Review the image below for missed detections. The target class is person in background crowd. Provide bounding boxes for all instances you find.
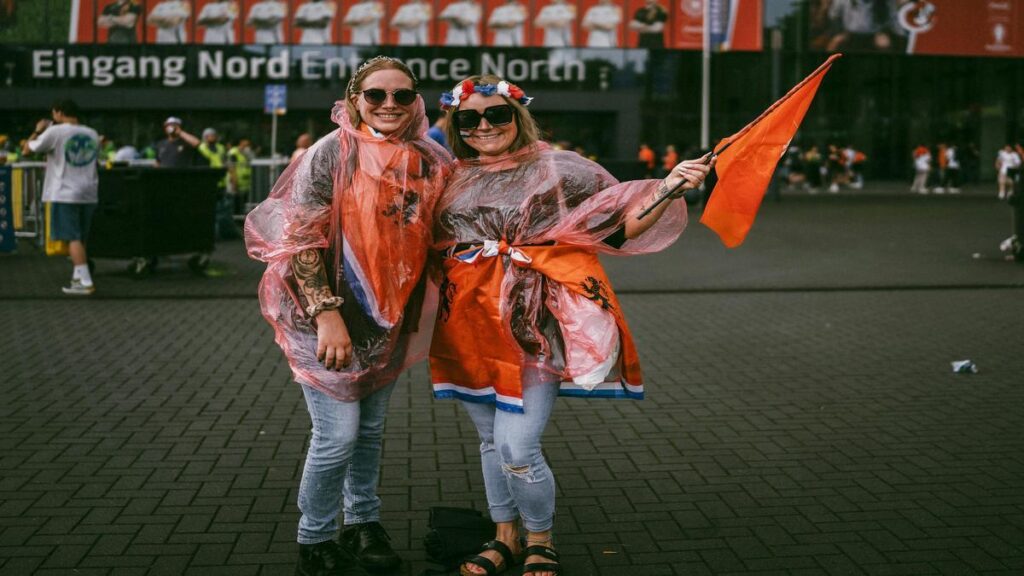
[638,142,655,177]
[826,143,844,193]
[629,0,667,49]
[939,143,960,194]
[147,0,191,44]
[996,144,1022,201]
[291,133,314,163]
[22,100,100,295]
[390,0,432,46]
[0,134,19,164]
[228,137,254,212]
[487,0,527,47]
[245,55,451,576]
[934,142,948,192]
[294,0,336,44]
[155,116,200,167]
[98,0,142,44]
[426,115,449,151]
[99,135,118,163]
[246,0,288,44]
[803,145,823,192]
[659,143,678,178]
[114,141,140,163]
[846,145,866,190]
[198,127,239,240]
[582,0,622,48]
[911,144,931,195]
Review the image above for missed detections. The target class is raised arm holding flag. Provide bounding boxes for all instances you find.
[639,54,842,248]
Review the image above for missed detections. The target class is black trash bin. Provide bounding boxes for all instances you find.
[88,167,224,275]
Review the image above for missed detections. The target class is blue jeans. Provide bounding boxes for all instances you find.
[297,382,396,544]
[461,382,559,533]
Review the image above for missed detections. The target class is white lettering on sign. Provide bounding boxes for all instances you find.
[28,49,585,88]
[31,49,186,87]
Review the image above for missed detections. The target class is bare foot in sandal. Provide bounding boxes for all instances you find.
[461,521,522,576]
[523,530,560,576]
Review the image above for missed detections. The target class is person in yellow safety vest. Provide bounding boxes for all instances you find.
[227,137,253,212]
[198,127,228,176]
[0,134,19,164]
[198,127,240,240]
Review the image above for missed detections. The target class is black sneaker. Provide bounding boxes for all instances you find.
[339,521,401,572]
[296,541,370,576]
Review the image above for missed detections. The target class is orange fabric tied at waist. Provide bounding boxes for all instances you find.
[430,241,643,411]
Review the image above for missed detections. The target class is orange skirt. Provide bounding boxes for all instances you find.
[429,242,643,413]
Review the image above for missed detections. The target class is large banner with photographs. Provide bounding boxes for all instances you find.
[809,0,1022,57]
[68,0,762,50]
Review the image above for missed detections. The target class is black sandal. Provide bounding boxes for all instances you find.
[460,539,520,576]
[521,543,561,575]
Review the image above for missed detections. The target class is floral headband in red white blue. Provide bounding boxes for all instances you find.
[440,79,533,110]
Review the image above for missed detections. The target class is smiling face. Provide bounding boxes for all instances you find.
[457,93,518,158]
[351,69,416,136]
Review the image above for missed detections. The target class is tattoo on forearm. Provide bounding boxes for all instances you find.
[292,249,335,307]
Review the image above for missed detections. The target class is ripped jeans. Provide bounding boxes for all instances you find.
[461,381,559,532]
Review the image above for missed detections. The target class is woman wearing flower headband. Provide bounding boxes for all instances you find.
[431,75,713,576]
[245,56,451,576]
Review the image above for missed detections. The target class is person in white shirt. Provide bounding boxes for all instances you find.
[487,0,527,47]
[581,0,620,47]
[389,0,431,46]
[534,0,575,47]
[440,0,482,46]
[942,144,961,194]
[246,0,288,44]
[22,100,100,296]
[343,0,384,45]
[147,0,191,44]
[911,146,931,194]
[996,144,1022,200]
[197,0,238,44]
[294,0,336,45]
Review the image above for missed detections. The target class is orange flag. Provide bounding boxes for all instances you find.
[701,54,842,248]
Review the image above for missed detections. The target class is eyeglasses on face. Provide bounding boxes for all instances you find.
[453,104,515,130]
[357,88,418,106]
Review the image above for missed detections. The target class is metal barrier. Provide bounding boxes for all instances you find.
[11,162,46,247]
[240,157,290,218]
[11,158,290,240]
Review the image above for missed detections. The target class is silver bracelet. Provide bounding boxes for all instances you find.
[306,296,344,318]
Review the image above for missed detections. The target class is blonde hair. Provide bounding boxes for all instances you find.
[344,56,418,126]
[444,75,539,160]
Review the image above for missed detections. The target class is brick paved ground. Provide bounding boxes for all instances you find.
[2,196,1023,575]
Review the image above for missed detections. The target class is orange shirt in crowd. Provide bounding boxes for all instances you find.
[662,147,678,172]
[638,145,655,171]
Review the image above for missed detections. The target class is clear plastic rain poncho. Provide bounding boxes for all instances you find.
[429,142,687,412]
[245,99,451,401]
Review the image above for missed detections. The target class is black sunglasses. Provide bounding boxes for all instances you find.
[358,88,418,106]
[454,105,515,130]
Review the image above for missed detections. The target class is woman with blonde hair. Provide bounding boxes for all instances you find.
[245,56,451,576]
[431,74,712,576]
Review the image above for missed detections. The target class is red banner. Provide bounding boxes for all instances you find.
[810,0,1023,58]
[669,0,762,51]
[903,0,1021,57]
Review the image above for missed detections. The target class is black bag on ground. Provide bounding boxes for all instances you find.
[422,506,496,571]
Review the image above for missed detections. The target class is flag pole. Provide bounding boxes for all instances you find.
[637,54,842,221]
[700,0,711,151]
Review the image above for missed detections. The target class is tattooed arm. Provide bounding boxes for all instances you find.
[292,249,353,371]
[624,153,714,239]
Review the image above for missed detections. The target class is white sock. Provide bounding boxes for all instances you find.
[73,264,93,286]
